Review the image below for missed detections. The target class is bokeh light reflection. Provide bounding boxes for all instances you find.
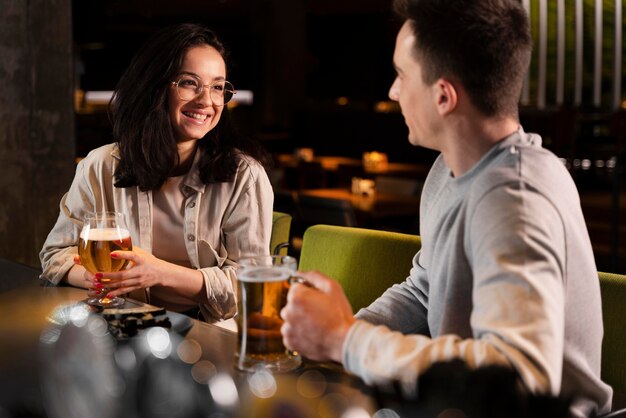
[372,408,401,418]
[177,338,202,364]
[248,368,277,398]
[297,369,327,398]
[69,304,91,327]
[39,326,62,345]
[86,315,109,337]
[191,360,217,384]
[342,406,371,418]
[114,345,137,371]
[146,327,171,359]
[209,373,239,407]
[319,393,350,418]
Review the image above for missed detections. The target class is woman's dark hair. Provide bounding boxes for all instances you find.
[111,23,270,191]
[393,0,532,118]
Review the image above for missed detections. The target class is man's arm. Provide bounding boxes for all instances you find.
[282,184,566,396]
[355,250,430,335]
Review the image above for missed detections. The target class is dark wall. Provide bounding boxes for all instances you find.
[0,0,75,267]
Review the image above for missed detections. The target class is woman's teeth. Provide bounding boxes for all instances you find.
[183,111,208,121]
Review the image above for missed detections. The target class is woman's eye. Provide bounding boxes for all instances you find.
[180,78,199,88]
[211,84,225,92]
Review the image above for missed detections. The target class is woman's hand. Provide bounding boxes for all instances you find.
[87,246,206,303]
[98,246,164,297]
[72,255,103,295]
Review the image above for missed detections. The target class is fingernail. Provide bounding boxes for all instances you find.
[110,253,118,259]
[95,273,103,279]
[106,293,114,299]
[95,283,104,289]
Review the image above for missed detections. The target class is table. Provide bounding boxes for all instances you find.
[0,263,579,418]
[275,154,430,178]
[275,154,361,172]
[299,188,420,221]
[0,264,378,418]
[275,154,431,190]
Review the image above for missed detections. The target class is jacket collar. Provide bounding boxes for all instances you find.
[110,143,206,194]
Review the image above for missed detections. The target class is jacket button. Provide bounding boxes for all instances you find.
[188,201,196,208]
[187,234,195,241]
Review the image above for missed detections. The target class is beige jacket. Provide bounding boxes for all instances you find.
[40,143,273,322]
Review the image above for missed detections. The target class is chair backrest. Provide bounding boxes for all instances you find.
[270,211,292,255]
[598,271,626,398]
[296,193,358,228]
[298,225,422,312]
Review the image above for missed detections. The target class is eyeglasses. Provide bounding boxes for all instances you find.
[171,75,236,106]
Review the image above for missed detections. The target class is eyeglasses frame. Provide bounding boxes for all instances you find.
[170,75,236,106]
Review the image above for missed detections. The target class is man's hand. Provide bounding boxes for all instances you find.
[280,271,356,363]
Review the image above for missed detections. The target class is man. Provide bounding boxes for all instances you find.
[280,1,613,417]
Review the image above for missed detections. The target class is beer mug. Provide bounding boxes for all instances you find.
[79,211,132,308]
[235,255,302,373]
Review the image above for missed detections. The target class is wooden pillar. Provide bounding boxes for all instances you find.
[0,0,74,267]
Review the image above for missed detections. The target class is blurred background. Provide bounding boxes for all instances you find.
[3,0,626,274]
[70,0,423,162]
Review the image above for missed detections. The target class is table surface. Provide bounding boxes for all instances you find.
[299,187,420,219]
[276,153,431,178]
[0,267,378,418]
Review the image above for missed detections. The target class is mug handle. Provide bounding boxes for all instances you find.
[289,275,315,288]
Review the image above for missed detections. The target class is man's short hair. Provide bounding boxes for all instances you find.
[394,0,532,117]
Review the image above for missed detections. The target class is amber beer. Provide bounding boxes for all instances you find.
[79,228,132,275]
[235,256,301,372]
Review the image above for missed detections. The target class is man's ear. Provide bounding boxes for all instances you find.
[434,78,457,116]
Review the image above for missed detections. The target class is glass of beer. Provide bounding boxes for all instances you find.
[79,212,132,308]
[235,255,302,373]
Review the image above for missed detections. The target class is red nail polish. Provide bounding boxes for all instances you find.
[106,293,114,299]
[95,273,103,279]
[110,253,118,259]
[95,283,104,289]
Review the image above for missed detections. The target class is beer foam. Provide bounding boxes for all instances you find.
[238,266,292,283]
[80,227,131,241]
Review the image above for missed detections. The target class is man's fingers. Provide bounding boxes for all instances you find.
[297,270,338,293]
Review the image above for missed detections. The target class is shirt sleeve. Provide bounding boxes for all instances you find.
[343,183,566,396]
[39,159,96,284]
[198,158,274,321]
[355,251,430,335]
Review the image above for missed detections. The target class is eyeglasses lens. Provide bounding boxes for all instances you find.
[176,78,234,105]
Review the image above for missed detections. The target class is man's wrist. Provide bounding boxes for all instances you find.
[330,317,356,363]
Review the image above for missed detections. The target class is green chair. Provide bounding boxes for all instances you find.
[598,271,626,413]
[270,211,292,256]
[298,224,421,312]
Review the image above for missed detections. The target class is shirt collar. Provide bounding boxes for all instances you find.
[110,143,206,194]
[181,147,206,194]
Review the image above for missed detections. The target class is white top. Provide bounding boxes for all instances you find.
[151,175,195,312]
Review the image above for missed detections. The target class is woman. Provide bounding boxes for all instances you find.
[40,24,273,323]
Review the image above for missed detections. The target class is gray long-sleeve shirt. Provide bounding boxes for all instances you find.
[344,128,612,417]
